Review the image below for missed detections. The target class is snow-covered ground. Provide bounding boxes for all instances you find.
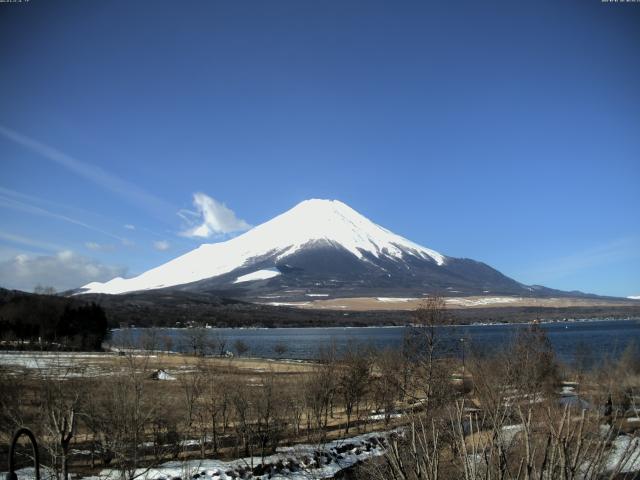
[376,297,417,303]
[368,296,522,306]
[465,424,640,476]
[0,352,121,377]
[0,352,104,367]
[374,296,522,305]
[603,435,640,473]
[153,369,176,381]
[500,424,524,447]
[446,296,521,307]
[2,431,390,480]
[369,413,402,421]
[0,351,157,378]
[266,302,312,307]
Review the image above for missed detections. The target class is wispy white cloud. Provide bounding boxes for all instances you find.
[0,125,175,220]
[0,193,128,243]
[85,242,115,252]
[0,230,64,252]
[521,237,640,282]
[179,193,251,239]
[153,240,170,251]
[0,186,98,218]
[124,224,136,230]
[0,187,136,247]
[0,250,127,292]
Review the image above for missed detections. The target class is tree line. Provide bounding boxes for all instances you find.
[0,288,109,350]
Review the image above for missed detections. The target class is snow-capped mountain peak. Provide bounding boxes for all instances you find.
[249,199,445,264]
[80,199,446,295]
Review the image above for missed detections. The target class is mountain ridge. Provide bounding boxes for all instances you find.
[77,199,607,300]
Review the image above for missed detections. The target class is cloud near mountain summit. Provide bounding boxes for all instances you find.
[179,193,251,239]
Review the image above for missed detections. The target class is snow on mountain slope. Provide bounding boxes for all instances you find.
[233,269,281,284]
[80,199,446,295]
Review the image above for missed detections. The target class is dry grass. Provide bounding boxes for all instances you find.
[0,351,318,379]
[261,295,639,311]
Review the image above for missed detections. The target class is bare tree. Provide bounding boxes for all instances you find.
[211,330,228,356]
[338,342,371,434]
[254,372,287,462]
[42,375,80,480]
[231,383,253,458]
[507,325,559,402]
[404,295,454,410]
[273,342,288,358]
[305,360,336,441]
[179,359,206,457]
[285,380,306,436]
[34,285,57,295]
[83,349,162,480]
[202,367,231,454]
[162,334,174,354]
[372,348,405,425]
[140,328,159,352]
[234,339,250,357]
[182,328,207,356]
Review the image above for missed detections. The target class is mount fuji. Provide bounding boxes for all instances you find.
[79,199,574,300]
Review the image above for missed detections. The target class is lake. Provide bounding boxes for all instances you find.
[110,318,640,365]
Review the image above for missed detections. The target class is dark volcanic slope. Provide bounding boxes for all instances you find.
[166,243,605,302]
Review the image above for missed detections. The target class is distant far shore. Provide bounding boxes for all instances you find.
[104,303,640,329]
[110,315,640,331]
[257,295,640,311]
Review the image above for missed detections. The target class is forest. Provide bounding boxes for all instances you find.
[0,288,109,351]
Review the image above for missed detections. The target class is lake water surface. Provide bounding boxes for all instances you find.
[111,318,640,365]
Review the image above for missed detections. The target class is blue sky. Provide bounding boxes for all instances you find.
[0,0,638,296]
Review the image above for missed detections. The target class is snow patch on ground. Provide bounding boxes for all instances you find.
[369,413,402,420]
[376,297,417,303]
[0,352,103,368]
[152,369,176,381]
[446,297,521,307]
[266,302,311,307]
[0,351,160,378]
[605,435,640,473]
[0,352,113,377]
[500,424,524,447]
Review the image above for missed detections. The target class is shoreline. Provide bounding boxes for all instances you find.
[3,318,639,358]
[109,315,640,332]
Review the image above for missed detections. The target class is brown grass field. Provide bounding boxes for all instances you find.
[264,295,640,311]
